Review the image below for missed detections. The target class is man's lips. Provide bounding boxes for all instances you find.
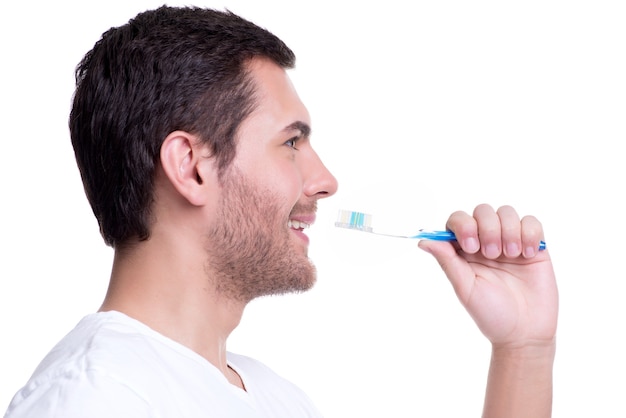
[288,214,316,244]
[288,214,316,230]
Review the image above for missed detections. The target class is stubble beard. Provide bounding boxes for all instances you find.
[205,168,317,303]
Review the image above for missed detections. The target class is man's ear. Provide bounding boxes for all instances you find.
[159,131,217,206]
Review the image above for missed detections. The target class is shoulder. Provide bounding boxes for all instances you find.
[5,360,155,418]
[28,311,198,380]
[5,312,205,418]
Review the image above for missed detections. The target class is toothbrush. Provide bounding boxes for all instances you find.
[335,209,546,250]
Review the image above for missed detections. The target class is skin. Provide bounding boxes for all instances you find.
[100,57,337,388]
[419,204,558,417]
[101,57,558,415]
[204,167,319,303]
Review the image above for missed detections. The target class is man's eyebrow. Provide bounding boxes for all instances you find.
[284,121,311,138]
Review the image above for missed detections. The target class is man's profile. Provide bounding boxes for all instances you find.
[4,6,558,418]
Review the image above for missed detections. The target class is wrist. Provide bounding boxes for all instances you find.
[482,338,556,418]
[491,338,556,363]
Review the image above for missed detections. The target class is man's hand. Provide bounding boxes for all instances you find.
[418,204,558,417]
[418,203,557,347]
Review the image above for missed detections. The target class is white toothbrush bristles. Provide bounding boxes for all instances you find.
[334,210,373,232]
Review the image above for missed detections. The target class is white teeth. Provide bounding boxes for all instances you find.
[288,220,310,230]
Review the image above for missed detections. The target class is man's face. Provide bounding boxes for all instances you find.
[205,58,338,303]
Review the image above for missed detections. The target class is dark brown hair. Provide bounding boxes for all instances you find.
[69,6,295,247]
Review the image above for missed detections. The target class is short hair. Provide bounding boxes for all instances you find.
[69,6,295,248]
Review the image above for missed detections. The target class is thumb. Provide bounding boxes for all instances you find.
[418,239,475,303]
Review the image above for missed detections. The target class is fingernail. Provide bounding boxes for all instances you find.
[506,243,519,257]
[524,246,536,258]
[464,237,479,253]
[485,243,500,258]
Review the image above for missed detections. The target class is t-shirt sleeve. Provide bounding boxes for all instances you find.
[5,369,155,418]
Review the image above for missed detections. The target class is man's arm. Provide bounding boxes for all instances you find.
[418,204,558,418]
[482,342,555,417]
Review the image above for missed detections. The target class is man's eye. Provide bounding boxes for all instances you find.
[285,137,299,149]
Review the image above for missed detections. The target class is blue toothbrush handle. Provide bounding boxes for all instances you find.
[412,230,546,251]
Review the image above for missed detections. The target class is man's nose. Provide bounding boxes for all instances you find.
[302,149,338,199]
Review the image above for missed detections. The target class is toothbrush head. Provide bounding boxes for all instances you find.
[335,209,374,232]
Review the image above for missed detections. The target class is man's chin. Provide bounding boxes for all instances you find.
[282,259,317,295]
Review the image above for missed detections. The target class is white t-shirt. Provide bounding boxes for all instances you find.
[4,311,322,418]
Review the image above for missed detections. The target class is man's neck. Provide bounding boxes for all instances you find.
[100,238,247,383]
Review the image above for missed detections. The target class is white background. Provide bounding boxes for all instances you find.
[1,1,624,416]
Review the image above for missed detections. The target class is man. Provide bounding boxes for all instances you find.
[4,5,558,418]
